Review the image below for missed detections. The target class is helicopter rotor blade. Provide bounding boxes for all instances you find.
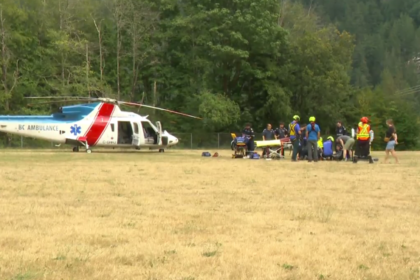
[25,96,93,99]
[26,99,95,106]
[25,96,202,120]
[120,101,202,120]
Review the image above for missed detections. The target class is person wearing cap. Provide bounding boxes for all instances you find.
[289,115,301,161]
[356,117,371,158]
[306,116,321,162]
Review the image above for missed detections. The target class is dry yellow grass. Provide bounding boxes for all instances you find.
[0,149,419,280]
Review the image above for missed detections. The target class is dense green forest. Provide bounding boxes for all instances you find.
[0,0,419,148]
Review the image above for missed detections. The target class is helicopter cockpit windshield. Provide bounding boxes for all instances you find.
[141,120,158,144]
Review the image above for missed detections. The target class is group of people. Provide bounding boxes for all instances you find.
[240,116,399,163]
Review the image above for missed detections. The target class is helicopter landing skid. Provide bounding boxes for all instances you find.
[76,137,92,153]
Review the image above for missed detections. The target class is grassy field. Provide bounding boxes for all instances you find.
[0,149,419,280]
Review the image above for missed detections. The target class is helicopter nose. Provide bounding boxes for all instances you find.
[168,134,178,145]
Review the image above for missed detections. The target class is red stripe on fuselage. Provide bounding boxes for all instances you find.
[85,103,115,146]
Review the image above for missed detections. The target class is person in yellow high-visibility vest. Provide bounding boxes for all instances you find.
[356,117,371,158]
[317,136,323,159]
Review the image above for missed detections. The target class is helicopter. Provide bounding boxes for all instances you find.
[0,97,201,153]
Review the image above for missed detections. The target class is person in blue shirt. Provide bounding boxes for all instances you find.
[289,115,301,161]
[305,116,321,162]
[323,136,334,160]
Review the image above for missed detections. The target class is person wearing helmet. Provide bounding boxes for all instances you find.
[356,117,371,159]
[306,116,321,162]
[289,115,301,161]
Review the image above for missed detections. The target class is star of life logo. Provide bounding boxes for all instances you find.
[70,124,82,136]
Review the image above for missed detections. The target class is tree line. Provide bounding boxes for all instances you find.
[0,0,419,149]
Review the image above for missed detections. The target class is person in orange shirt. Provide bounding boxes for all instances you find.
[356,117,371,158]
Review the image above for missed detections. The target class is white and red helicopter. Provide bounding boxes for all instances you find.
[0,97,201,153]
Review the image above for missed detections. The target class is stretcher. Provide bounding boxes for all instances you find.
[231,133,248,158]
[255,138,292,159]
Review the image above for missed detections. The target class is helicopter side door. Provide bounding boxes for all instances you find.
[156,121,162,145]
[131,121,141,147]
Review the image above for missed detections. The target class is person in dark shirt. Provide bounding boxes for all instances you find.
[262,123,274,140]
[274,122,288,156]
[336,121,347,138]
[275,122,288,139]
[384,119,399,164]
[298,123,307,160]
[242,123,255,155]
[300,124,307,141]
[262,123,274,157]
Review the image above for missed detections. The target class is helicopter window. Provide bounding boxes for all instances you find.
[133,122,139,134]
[110,123,115,132]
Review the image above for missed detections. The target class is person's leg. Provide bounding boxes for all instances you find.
[360,140,368,157]
[384,149,390,163]
[292,139,299,161]
[246,140,254,156]
[246,142,251,155]
[307,140,313,162]
[349,139,355,159]
[360,141,365,157]
[384,141,392,163]
[312,141,318,161]
[387,141,398,163]
[391,149,399,163]
[249,140,255,152]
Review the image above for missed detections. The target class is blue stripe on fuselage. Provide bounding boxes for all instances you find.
[0,102,100,123]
